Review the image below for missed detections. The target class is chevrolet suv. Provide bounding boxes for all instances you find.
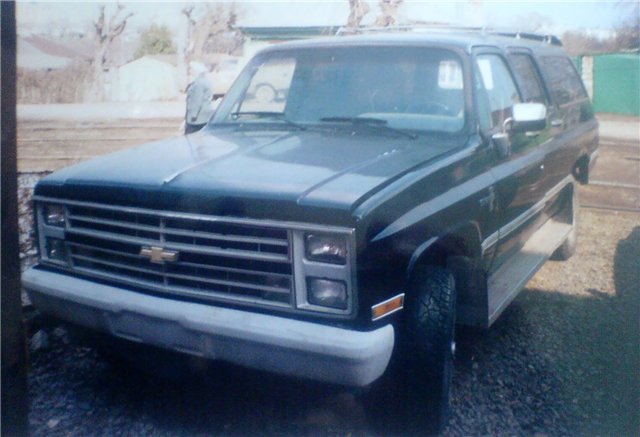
[23,30,598,434]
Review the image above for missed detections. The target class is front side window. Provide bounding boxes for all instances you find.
[213,46,466,134]
[475,54,521,129]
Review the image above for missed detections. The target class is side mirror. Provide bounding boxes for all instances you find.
[510,102,547,133]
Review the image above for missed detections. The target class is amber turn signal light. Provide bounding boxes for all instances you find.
[371,294,405,321]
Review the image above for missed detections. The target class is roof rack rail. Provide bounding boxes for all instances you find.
[336,24,563,46]
[493,31,562,46]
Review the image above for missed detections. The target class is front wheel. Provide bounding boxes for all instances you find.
[400,265,457,435]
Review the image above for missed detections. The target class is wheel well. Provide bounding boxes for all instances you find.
[406,226,486,327]
[573,154,590,185]
[414,227,480,268]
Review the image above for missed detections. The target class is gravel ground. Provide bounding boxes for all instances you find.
[26,207,640,436]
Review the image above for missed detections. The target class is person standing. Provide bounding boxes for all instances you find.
[185,62,214,134]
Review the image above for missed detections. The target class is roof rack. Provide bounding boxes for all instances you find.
[336,24,563,46]
[493,31,562,46]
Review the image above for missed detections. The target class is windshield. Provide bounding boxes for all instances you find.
[212,46,466,134]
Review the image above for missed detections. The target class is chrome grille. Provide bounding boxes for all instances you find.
[60,202,293,307]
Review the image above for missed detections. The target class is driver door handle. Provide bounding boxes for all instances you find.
[479,186,497,212]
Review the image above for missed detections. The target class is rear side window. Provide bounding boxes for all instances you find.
[540,56,587,105]
[509,53,548,105]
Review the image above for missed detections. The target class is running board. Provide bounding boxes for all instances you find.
[487,219,573,326]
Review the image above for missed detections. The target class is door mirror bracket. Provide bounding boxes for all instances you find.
[492,131,511,159]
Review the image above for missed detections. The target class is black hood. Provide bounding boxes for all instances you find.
[36,126,457,224]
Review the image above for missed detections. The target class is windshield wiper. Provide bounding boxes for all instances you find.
[320,116,417,139]
[230,111,306,130]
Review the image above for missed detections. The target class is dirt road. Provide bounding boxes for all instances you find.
[17,118,182,173]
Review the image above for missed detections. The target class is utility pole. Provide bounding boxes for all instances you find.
[1,1,29,436]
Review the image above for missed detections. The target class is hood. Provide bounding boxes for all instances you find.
[36,126,456,222]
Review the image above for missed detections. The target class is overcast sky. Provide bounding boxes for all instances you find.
[17,1,628,36]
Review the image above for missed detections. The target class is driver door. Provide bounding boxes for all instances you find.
[474,50,549,272]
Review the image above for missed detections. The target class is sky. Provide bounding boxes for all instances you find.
[16,1,630,37]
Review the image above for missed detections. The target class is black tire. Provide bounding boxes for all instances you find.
[398,265,457,435]
[552,184,578,261]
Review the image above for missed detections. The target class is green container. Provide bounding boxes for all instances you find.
[593,54,640,116]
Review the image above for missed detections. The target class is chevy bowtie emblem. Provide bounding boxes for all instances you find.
[140,246,179,264]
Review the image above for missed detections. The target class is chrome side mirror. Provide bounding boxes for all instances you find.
[489,103,547,159]
[511,102,547,133]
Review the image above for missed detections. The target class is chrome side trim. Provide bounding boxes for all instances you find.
[480,232,499,253]
[371,293,405,322]
[481,175,573,254]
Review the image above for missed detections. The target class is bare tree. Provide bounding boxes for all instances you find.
[614,1,640,51]
[347,0,370,29]
[182,3,243,64]
[375,0,404,27]
[91,3,133,101]
[562,30,617,56]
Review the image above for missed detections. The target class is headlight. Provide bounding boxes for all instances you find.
[306,278,347,309]
[44,204,65,227]
[293,229,354,315]
[305,233,347,264]
[45,238,67,262]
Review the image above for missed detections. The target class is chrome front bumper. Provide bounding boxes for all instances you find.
[22,267,394,387]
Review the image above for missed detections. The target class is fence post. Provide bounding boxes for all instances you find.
[1,2,29,436]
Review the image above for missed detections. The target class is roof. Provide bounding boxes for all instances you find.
[258,30,567,55]
[145,54,178,67]
[22,35,88,60]
[120,56,177,70]
[238,26,341,41]
[18,35,91,70]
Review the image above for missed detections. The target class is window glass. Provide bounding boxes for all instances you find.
[540,56,587,105]
[438,60,463,90]
[509,54,548,104]
[475,72,492,130]
[214,47,466,134]
[237,57,295,113]
[475,54,521,129]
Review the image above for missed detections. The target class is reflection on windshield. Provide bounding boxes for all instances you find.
[213,46,466,134]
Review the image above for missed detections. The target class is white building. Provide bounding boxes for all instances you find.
[113,55,180,102]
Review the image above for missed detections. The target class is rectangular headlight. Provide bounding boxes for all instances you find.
[293,228,354,315]
[45,237,67,262]
[44,204,65,227]
[307,278,347,310]
[304,233,347,264]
